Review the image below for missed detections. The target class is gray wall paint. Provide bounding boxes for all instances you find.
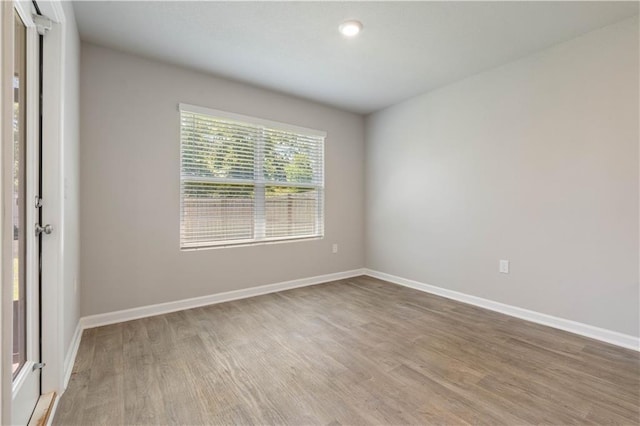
[61,1,81,366]
[365,17,639,337]
[80,43,365,316]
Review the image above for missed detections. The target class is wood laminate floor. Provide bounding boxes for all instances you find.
[54,276,640,425]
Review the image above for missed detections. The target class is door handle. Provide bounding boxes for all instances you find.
[35,224,53,236]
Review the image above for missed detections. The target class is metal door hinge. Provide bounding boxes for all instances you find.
[33,362,45,371]
[33,15,52,36]
[35,196,42,208]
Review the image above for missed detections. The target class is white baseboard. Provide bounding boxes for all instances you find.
[62,321,83,390]
[80,268,366,330]
[364,269,639,351]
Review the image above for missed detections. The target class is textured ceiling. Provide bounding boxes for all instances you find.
[72,1,639,114]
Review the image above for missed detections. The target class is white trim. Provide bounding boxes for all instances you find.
[62,322,82,390]
[14,1,35,26]
[364,269,640,352]
[40,0,67,396]
[23,0,41,371]
[179,103,327,137]
[0,3,13,422]
[81,269,365,329]
[6,3,43,423]
[36,2,63,23]
[182,235,323,251]
[14,7,43,424]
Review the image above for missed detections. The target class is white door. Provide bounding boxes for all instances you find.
[9,2,42,424]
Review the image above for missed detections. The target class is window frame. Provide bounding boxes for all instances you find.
[179,103,326,250]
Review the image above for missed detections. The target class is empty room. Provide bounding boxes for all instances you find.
[1,1,639,425]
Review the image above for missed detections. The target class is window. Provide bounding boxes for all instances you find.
[179,104,325,249]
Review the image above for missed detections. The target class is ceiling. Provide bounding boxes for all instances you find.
[72,1,639,114]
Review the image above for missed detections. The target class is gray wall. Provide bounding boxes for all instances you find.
[80,43,365,316]
[365,17,639,337]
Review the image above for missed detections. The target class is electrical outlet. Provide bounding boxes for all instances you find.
[332,243,338,254]
[499,260,509,274]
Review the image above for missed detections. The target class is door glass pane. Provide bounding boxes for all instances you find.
[12,13,27,378]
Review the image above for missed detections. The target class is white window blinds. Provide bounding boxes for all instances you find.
[179,104,325,249]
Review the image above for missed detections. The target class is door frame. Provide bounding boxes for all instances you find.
[1,0,67,422]
[1,1,16,423]
[10,1,42,423]
[34,0,67,397]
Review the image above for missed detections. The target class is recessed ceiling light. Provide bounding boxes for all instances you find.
[339,20,362,37]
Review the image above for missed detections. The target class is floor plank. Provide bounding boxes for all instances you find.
[54,276,640,425]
